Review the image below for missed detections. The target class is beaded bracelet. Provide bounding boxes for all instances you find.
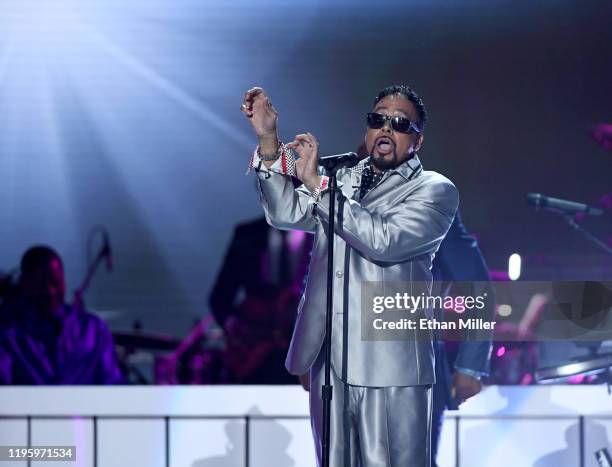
[257,143,282,161]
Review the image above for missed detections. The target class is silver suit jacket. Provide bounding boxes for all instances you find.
[255,155,458,387]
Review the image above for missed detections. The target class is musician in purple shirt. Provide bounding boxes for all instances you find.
[0,246,123,384]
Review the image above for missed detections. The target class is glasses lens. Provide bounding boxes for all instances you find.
[391,117,414,134]
[366,113,385,129]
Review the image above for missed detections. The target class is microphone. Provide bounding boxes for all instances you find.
[318,152,360,170]
[102,231,113,272]
[527,193,603,216]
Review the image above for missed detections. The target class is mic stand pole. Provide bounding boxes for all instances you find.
[555,210,612,256]
[321,164,341,467]
[73,245,109,309]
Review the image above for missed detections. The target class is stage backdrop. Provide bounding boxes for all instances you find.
[0,0,610,337]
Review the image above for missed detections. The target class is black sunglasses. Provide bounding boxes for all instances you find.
[366,112,421,134]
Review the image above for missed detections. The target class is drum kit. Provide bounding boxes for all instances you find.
[113,290,299,385]
[112,323,225,385]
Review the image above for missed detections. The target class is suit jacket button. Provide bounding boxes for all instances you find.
[335,270,343,278]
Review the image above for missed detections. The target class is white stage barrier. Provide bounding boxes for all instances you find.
[1,385,612,467]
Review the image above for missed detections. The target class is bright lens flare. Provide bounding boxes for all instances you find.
[1,1,81,52]
[497,304,512,317]
[508,253,522,281]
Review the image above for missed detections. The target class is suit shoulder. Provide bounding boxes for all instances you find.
[419,170,456,190]
[416,170,458,200]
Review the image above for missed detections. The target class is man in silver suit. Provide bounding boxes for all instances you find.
[241,85,459,466]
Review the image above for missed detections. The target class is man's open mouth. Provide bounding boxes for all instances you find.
[375,137,394,155]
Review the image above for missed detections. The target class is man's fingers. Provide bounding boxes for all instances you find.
[286,134,308,149]
[286,139,304,151]
[240,104,254,118]
[242,87,267,112]
[292,134,318,147]
[241,87,277,123]
[306,132,319,146]
[244,87,264,100]
[288,143,310,158]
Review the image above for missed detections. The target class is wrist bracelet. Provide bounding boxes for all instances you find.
[258,143,282,161]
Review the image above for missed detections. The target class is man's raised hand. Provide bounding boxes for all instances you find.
[241,87,279,155]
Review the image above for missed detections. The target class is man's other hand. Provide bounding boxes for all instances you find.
[451,372,482,405]
[287,132,321,192]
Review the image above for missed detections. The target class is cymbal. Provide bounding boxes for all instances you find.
[590,123,612,151]
[112,331,181,351]
[535,352,612,382]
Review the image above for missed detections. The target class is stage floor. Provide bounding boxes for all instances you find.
[1,385,611,466]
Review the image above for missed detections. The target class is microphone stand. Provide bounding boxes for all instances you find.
[73,234,111,309]
[321,163,340,467]
[317,154,359,466]
[555,210,612,256]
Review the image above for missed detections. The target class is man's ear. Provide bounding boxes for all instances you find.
[414,133,424,153]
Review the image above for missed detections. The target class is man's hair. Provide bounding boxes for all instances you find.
[373,85,427,131]
[21,246,63,276]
